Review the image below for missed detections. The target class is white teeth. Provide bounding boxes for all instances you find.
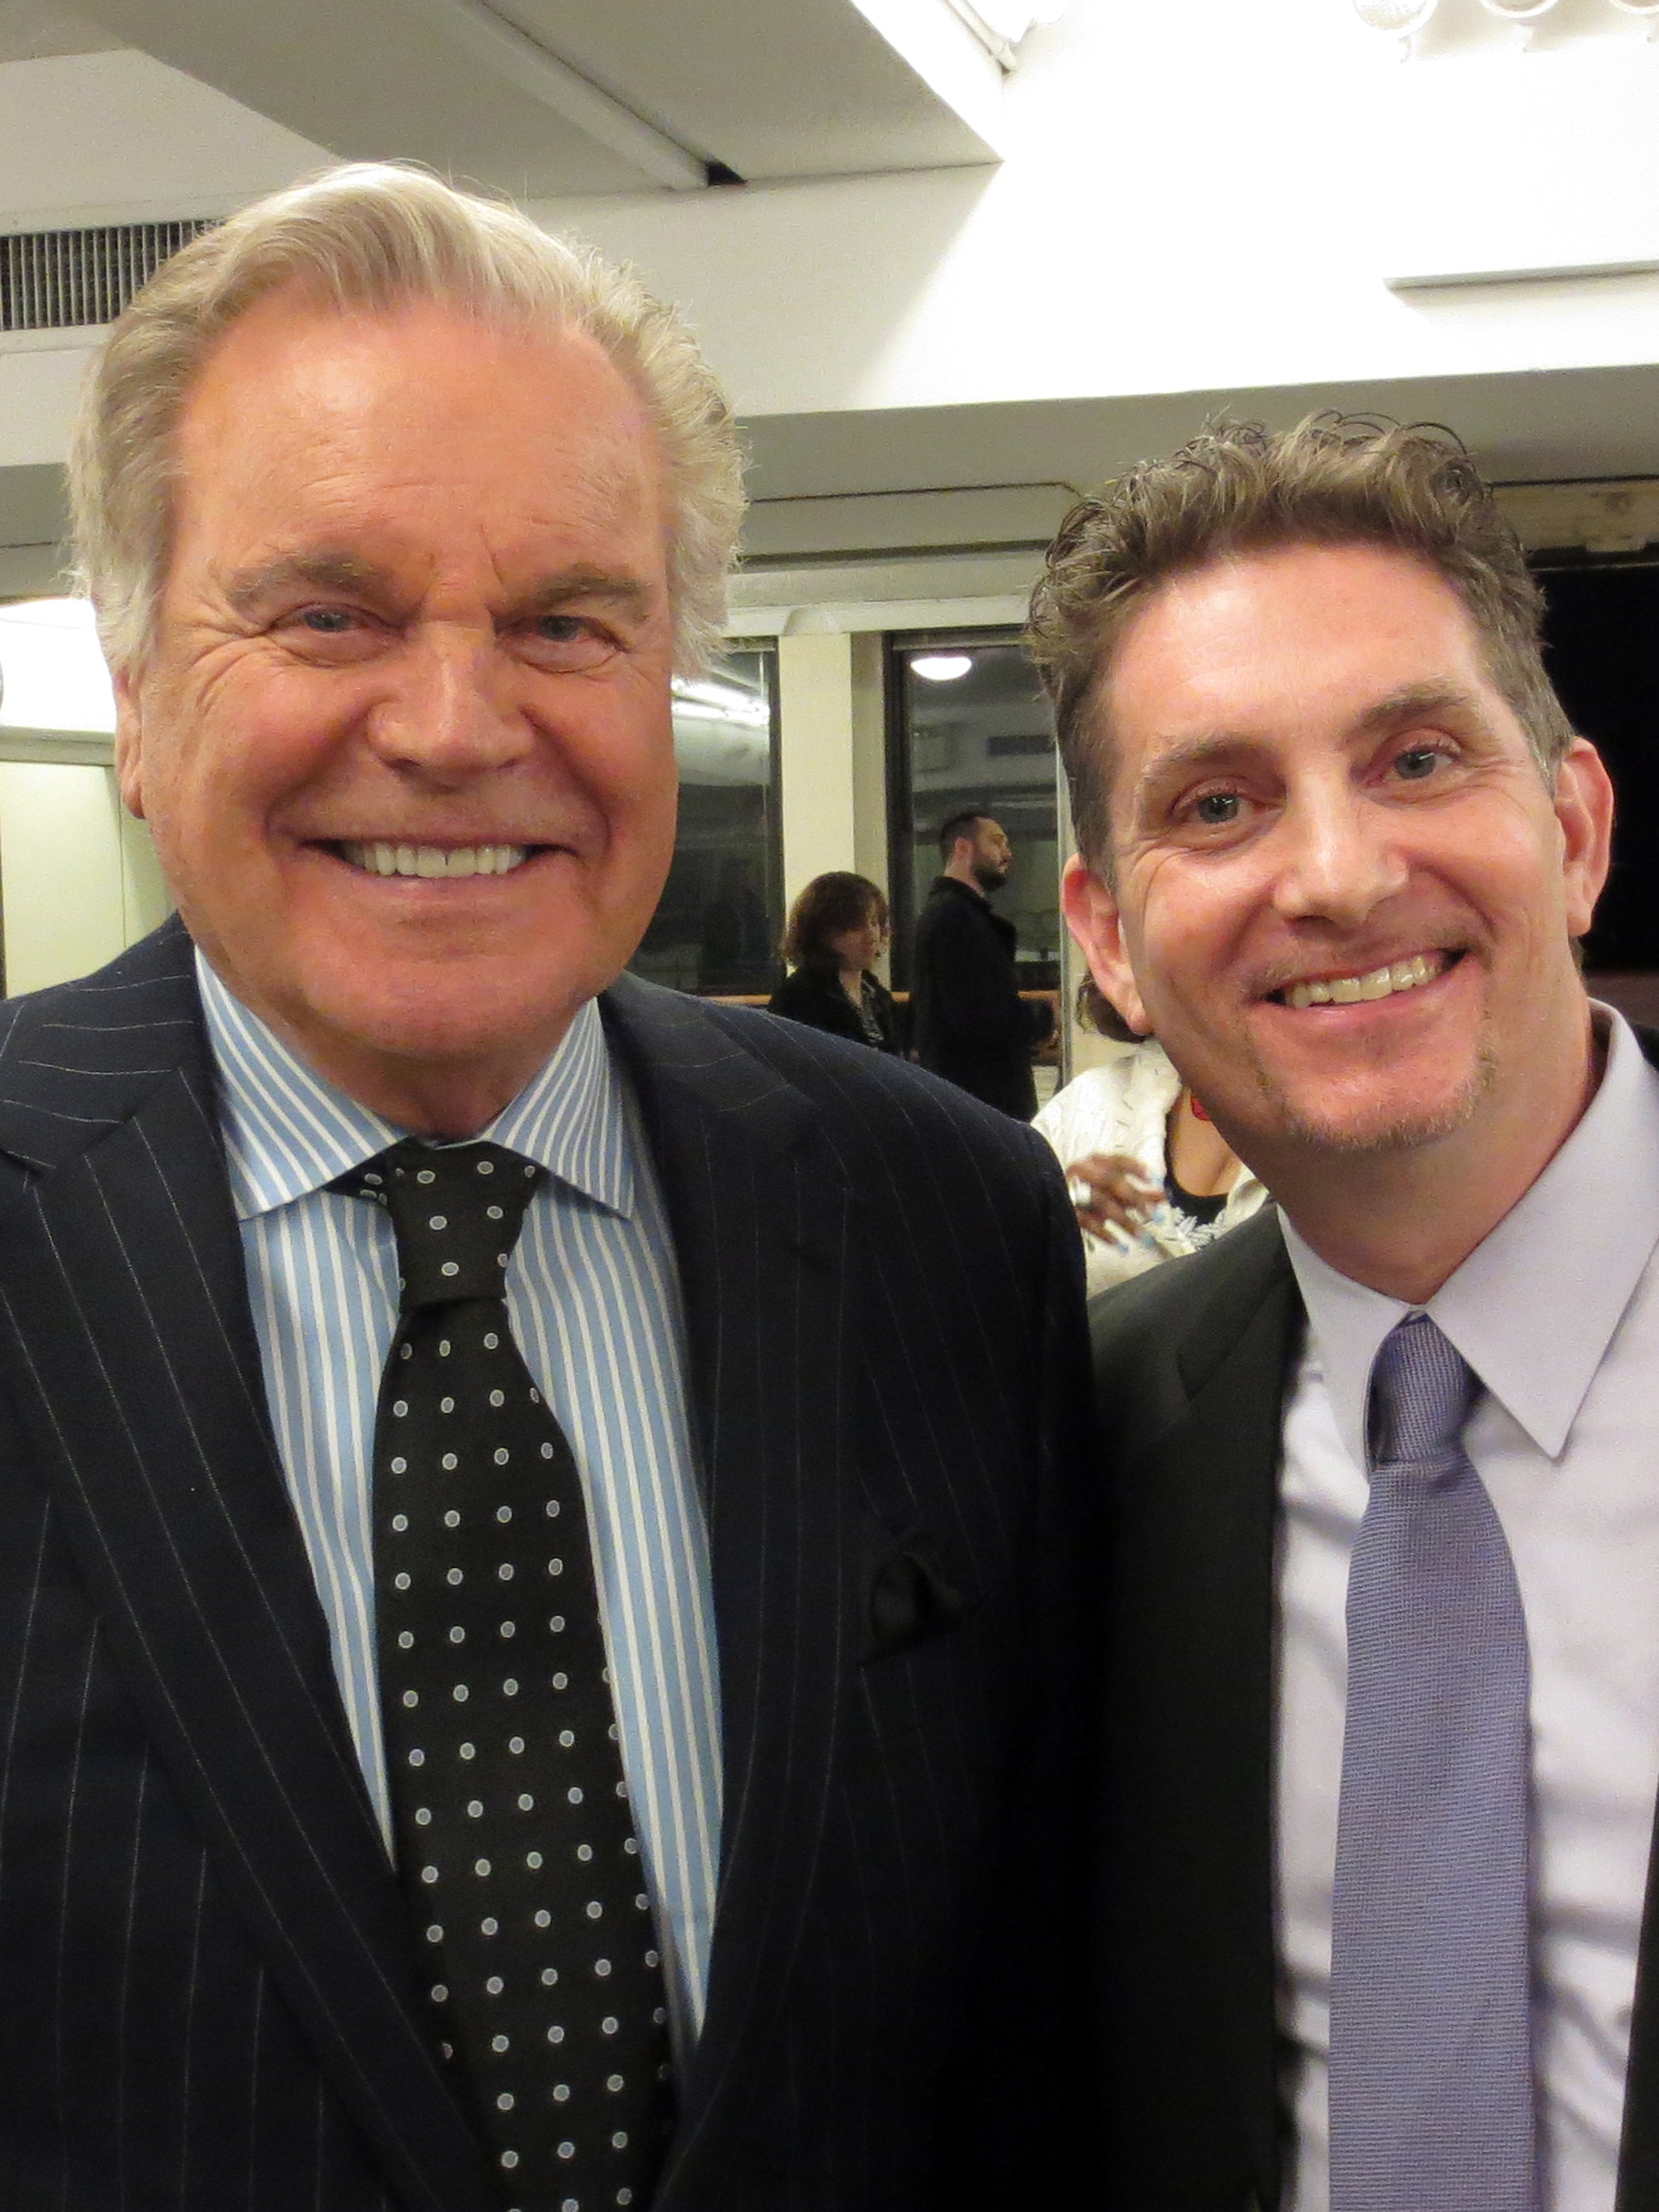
[339,842,530,879]
[1283,952,1440,1012]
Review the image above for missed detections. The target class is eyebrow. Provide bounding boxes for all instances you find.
[223,551,387,618]
[1125,681,1493,817]
[507,566,653,622]
[222,553,655,624]
[1350,681,1491,741]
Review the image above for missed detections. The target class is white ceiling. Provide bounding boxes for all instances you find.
[741,364,1659,514]
[4,0,1659,584]
[0,0,121,61]
[50,0,1002,199]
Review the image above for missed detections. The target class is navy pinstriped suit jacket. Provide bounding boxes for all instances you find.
[0,918,1091,2212]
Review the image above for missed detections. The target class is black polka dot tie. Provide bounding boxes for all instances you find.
[334,1139,672,2212]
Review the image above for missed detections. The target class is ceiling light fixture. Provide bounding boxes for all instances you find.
[943,0,1067,68]
[1351,0,1439,54]
[910,654,974,683]
[1477,0,1557,45]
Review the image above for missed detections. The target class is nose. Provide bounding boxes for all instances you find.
[365,625,533,785]
[1270,777,1408,928]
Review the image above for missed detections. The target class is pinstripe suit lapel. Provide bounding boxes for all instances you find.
[0,926,496,2212]
[601,978,861,2194]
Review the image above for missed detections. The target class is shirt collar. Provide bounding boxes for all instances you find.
[197,951,634,1225]
[1284,1005,1659,1469]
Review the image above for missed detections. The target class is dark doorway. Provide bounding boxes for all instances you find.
[1538,556,1659,976]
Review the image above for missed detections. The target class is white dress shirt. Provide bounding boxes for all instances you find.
[1276,1007,1659,2212]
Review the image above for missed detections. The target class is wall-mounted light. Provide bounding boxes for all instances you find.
[1351,0,1439,57]
[910,654,974,683]
[943,0,1067,68]
[1478,0,1558,45]
[1607,0,1659,36]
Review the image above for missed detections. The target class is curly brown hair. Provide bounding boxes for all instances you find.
[1026,414,1573,875]
[781,872,888,970]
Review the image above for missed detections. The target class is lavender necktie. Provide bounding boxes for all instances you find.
[1329,1311,1537,2211]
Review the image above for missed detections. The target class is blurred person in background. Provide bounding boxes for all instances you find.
[912,810,1054,1118]
[1034,978,1265,1295]
[767,870,902,1052]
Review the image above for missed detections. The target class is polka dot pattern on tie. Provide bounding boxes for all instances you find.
[332,1138,672,2207]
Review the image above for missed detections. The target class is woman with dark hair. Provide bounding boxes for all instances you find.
[766,872,902,1054]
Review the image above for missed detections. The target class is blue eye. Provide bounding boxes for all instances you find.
[1395,746,1442,781]
[1194,792,1240,825]
[300,607,354,633]
[538,615,586,643]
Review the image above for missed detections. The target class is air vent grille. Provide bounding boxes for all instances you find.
[1,220,216,334]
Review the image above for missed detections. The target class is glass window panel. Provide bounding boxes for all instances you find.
[0,597,116,733]
[628,644,782,998]
[888,631,1060,992]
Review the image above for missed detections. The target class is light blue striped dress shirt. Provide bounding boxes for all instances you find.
[197,955,721,2052]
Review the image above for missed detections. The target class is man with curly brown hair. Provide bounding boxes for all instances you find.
[1035,415,1659,2212]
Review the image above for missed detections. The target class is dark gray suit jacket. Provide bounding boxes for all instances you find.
[1090,1199,1659,2212]
[0,918,1092,2211]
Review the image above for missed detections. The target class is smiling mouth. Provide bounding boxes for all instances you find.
[334,841,537,879]
[1272,950,1459,1010]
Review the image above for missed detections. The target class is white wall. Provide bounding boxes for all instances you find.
[0,48,328,228]
[8,1,1659,483]
[0,762,169,993]
[527,0,1659,428]
[775,629,889,912]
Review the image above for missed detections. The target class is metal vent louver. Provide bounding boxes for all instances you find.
[0,219,215,334]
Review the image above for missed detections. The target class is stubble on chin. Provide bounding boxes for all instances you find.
[1231,1030,1499,1158]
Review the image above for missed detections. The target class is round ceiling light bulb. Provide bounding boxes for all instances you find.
[1607,0,1659,16]
[910,653,973,683]
[1351,0,1438,29]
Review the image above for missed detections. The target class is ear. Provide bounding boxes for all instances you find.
[1552,736,1614,940]
[112,665,147,818]
[1060,854,1151,1037]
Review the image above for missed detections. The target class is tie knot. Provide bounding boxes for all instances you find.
[332,1139,543,1309]
[1367,1311,1478,1473]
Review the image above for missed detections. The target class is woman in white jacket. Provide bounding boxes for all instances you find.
[1034,985,1268,1298]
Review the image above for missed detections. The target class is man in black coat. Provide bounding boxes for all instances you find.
[911,812,1053,1118]
[0,163,1092,2211]
[1031,415,1659,2211]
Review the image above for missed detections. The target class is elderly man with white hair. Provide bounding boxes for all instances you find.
[0,165,1089,2212]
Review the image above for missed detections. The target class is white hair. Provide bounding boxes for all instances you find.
[68,161,745,676]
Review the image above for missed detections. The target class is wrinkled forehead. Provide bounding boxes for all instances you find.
[1100,546,1499,779]
[165,292,671,594]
